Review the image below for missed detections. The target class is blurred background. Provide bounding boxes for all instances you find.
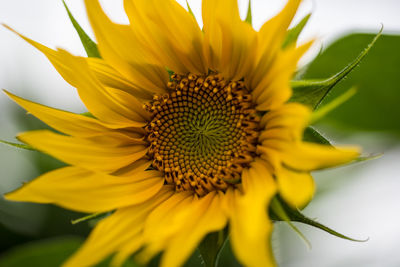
[0,0,399,266]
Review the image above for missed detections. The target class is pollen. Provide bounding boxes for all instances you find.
[145,72,260,196]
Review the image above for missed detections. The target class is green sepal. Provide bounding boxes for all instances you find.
[0,139,36,151]
[81,112,95,118]
[302,126,332,146]
[71,212,108,225]
[245,0,252,25]
[344,152,383,168]
[271,197,368,242]
[62,0,101,58]
[198,228,228,267]
[282,13,311,49]
[270,197,311,248]
[354,153,383,162]
[166,68,175,78]
[186,0,196,19]
[290,29,382,109]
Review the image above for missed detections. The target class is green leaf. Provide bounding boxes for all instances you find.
[0,139,35,151]
[0,237,82,267]
[0,237,138,267]
[62,0,100,58]
[303,126,332,146]
[245,0,252,25]
[282,13,311,49]
[290,29,382,109]
[271,198,368,242]
[198,229,228,267]
[310,86,357,123]
[303,32,400,137]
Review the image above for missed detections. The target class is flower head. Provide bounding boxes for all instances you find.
[4,0,359,266]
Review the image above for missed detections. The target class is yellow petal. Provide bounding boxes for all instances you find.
[137,191,194,263]
[282,142,361,171]
[112,159,152,177]
[259,140,360,172]
[259,102,311,139]
[259,127,295,144]
[277,167,315,208]
[55,48,149,128]
[229,160,277,267]
[249,0,303,108]
[5,167,164,213]
[84,0,169,93]
[84,131,147,147]
[124,0,207,74]
[4,90,132,139]
[63,186,175,267]
[160,192,228,267]
[260,102,310,127]
[259,0,302,40]
[253,41,313,110]
[144,191,194,242]
[255,0,302,70]
[105,86,150,121]
[202,0,240,30]
[86,57,154,100]
[257,146,282,172]
[18,130,148,174]
[4,25,148,128]
[202,0,257,80]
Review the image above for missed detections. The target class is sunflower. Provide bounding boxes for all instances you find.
[4,0,360,266]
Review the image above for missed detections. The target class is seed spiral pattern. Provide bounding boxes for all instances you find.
[144,72,260,196]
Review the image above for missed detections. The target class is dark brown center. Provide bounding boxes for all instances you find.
[144,72,260,196]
